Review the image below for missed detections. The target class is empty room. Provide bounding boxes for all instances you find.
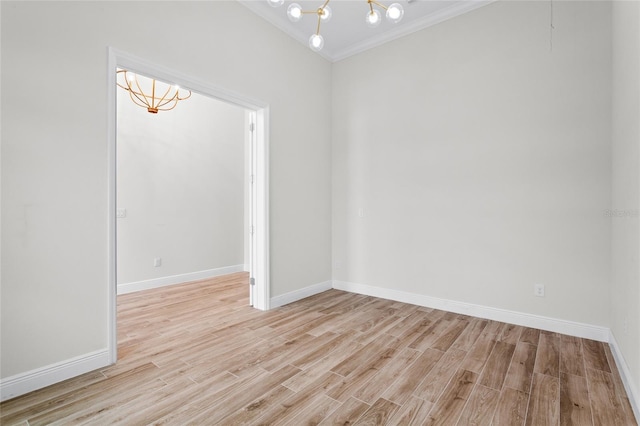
[1,0,638,424]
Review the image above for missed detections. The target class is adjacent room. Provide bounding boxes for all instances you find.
[115,70,248,297]
[1,0,638,424]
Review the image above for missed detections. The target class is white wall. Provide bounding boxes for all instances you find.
[117,80,245,285]
[1,1,332,380]
[332,1,612,326]
[611,0,640,400]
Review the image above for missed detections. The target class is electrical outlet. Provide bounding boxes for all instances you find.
[153,257,162,267]
[116,208,127,218]
[534,283,545,297]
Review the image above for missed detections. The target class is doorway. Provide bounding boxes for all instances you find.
[107,48,270,364]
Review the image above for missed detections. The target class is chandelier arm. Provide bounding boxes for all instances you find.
[116,70,125,90]
[126,75,153,108]
[316,13,322,35]
[118,71,149,99]
[156,100,180,112]
[369,0,388,10]
[154,92,181,109]
[153,85,176,110]
[154,101,178,111]
[128,89,153,110]
[117,77,146,98]
[132,76,154,109]
[151,79,158,109]
[176,91,192,101]
[131,76,162,111]
[116,70,133,92]
[320,0,331,10]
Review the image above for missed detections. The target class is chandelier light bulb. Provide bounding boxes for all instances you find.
[386,3,404,23]
[320,5,332,21]
[365,9,381,27]
[309,33,325,51]
[267,0,284,7]
[287,3,303,22]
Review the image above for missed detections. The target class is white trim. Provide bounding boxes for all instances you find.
[270,280,334,309]
[609,332,640,423]
[331,0,495,62]
[251,106,270,310]
[332,280,610,342]
[107,48,271,366]
[107,48,118,365]
[111,49,270,110]
[0,350,110,402]
[117,265,247,295]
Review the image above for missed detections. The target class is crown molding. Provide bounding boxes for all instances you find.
[331,0,496,62]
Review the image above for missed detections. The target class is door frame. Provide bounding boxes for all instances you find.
[107,48,270,364]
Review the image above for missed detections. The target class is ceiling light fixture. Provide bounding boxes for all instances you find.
[267,0,404,52]
[116,70,191,114]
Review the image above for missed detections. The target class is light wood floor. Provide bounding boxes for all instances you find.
[1,272,636,425]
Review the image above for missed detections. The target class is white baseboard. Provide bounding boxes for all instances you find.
[609,332,640,423]
[270,280,333,308]
[334,280,640,418]
[118,264,246,295]
[0,349,111,402]
[332,280,610,342]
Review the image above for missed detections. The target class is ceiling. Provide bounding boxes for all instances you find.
[239,0,494,62]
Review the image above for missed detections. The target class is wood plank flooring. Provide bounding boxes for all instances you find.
[1,272,636,425]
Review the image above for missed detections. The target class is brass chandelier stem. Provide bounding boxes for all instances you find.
[318,0,331,34]
[316,13,322,35]
[368,0,389,11]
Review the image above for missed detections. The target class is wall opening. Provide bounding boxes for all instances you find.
[115,71,248,295]
[107,48,270,364]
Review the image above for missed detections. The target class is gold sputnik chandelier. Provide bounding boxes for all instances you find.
[116,70,191,114]
[267,0,404,51]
